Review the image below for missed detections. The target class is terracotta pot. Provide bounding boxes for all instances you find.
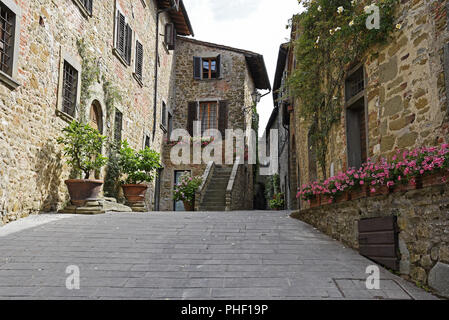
[183,200,194,211]
[419,171,449,188]
[369,185,390,196]
[350,185,368,200]
[122,184,148,204]
[309,195,320,208]
[65,179,103,207]
[335,191,351,203]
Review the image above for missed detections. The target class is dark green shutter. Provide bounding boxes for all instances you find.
[193,57,201,80]
[218,101,228,138]
[216,54,221,78]
[187,102,197,136]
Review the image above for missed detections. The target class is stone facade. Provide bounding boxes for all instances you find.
[158,37,269,211]
[291,184,449,297]
[289,0,449,189]
[0,0,192,224]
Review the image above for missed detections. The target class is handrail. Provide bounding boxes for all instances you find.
[194,161,215,211]
[225,157,242,211]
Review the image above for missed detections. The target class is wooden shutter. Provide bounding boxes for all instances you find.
[116,11,126,55]
[187,102,197,136]
[85,0,93,14]
[114,110,123,143]
[165,23,176,50]
[135,40,143,80]
[193,57,202,80]
[125,24,132,65]
[218,101,228,138]
[216,54,221,78]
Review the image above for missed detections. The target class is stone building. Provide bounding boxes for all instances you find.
[286,1,449,297]
[0,0,193,224]
[158,37,270,211]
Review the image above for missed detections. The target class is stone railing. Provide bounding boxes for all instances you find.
[225,157,243,211]
[290,184,449,298]
[194,161,215,211]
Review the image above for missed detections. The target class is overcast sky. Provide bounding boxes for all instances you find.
[183,0,303,136]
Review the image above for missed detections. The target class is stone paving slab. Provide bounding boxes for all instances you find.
[0,211,439,300]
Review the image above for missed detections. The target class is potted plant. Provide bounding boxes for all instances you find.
[173,173,202,211]
[57,120,107,206]
[269,192,285,210]
[118,140,162,205]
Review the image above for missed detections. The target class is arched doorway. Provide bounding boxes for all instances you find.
[89,100,103,134]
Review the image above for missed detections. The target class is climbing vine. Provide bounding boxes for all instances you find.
[287,0,399,178]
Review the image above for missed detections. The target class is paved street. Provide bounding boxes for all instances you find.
[0,211,438,300]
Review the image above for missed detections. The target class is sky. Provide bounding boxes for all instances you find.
[182,0,303,136]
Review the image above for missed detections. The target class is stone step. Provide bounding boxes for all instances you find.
[199,207,226,211]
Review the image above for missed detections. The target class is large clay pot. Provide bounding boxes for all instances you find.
[65,179,104,206]
[122,184,148,204]
[183,200,194,212]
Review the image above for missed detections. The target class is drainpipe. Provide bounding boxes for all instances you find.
[152,7,172,141]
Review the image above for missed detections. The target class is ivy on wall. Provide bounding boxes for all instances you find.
[287,0,399,178]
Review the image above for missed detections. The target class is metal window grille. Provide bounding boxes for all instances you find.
[0,4,14,76]
[346,67,365,101]
[62,61,78,117]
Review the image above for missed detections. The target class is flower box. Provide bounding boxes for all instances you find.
[320,194,333,206]
[350,185,368,200]
[335,191,351,203]
[392,181,418,193]
[419,171,449,188]
[309,195,320,208]
[369,185,390,197]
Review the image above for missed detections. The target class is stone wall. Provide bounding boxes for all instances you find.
[0,0,176,224]
[291,184,449,297]
[292,0,449,185]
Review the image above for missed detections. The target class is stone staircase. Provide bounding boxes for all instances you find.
[198,165,233,211]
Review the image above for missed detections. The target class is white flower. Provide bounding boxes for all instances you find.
[349,20,354,27]
[317,5,322,12]
[334,27,341,32]
[315,36,320,44]
[329,29,335,35]
[337,6,344,14]
[396,23,402,30]
[351,0,357,6]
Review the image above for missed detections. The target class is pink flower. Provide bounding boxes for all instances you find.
[360,180,364,185]
[370,188,376,193]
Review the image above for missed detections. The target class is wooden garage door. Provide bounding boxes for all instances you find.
[358,216,399,271]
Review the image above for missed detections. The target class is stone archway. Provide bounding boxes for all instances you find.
[89,100,103,134]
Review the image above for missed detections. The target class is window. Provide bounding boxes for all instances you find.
[199,102,218,134]
[193,55,221,80]
[73,0,93,15]
[134,40,143,81]
[164,23,176,50]
[161,101,167,128]
[0,3,14,76]
[62,61,79,117]
[345,66,367,169]
[115,9,132,65]
[114,109,123,143]
[144,135,151,149]
[0,0,20,88]
[167,111,173,138]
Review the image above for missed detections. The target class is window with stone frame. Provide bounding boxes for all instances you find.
[144,134,151,149]
[167,111,173,138]
[161,101,167,129]
[0,3,14,77]
[193,55,221,80]
[345,65,367,169]
[187,101,228,137]
[62,61,79,117]
[114,109,123,143]
[114,8,132,65]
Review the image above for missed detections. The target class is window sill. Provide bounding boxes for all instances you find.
[132,73,143,87]
[55,109,76,124]
[0,71,20,90]
[112,48,130,68]
[72,0,92,19]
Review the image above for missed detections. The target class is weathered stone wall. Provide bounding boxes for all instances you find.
[291,184,449,297]
[292,0,449,184]
[0,0,175,224]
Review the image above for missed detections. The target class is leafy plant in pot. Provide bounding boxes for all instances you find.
[173,173,202,211]
[57,120,107,206]
[118,140,162,205]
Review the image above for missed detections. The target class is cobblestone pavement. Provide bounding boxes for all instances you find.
[0,211,438,300]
